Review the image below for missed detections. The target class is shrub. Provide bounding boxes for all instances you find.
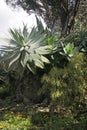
[40,53,87,113]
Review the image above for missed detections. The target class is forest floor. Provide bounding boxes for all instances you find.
[0,100,87,130]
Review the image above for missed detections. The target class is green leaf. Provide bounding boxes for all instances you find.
[41,55,50,63]
[34,59,44,69]
[27,62,35,74]
[9,53,20,68]
[20,51,29,67]
[36,45,52,54]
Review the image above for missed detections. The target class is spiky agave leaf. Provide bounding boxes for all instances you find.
[0,17,54,73]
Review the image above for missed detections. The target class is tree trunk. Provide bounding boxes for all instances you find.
[15,69,42,104]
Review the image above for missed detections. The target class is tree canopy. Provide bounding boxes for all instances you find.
[5,0,80,35]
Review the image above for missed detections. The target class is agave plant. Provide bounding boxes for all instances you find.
[0,17,54,73]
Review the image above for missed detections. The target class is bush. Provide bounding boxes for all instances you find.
[40,53,87,113]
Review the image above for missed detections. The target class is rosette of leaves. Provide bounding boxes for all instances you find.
[0,17,54,73]
[60,42,77,60]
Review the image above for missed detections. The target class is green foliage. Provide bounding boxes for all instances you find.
[76,30,87,53]
[0,112,31,129]
[69,16,87,53]
[41,53,87,109]
[59,42,77,60]
[0,17,54,74]
[0,103,87,130]
[0,107,87,130]
[31,112,75,130]
[0,86,10,99]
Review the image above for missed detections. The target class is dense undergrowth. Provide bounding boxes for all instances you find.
[0,103,87,130]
